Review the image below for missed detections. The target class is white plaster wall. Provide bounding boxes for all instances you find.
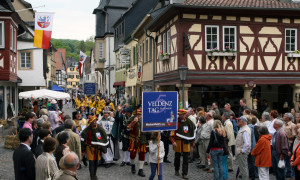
[17,41,46,87]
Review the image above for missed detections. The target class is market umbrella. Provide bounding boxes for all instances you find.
[51,85,65,92]
[19,89,71,100]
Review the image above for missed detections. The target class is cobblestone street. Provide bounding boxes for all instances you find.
[0,105,276,180]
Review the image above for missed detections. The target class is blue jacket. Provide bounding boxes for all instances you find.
[248,124,256,150]
[230,119,238,135]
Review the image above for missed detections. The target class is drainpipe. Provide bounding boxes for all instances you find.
[144,27,155,91]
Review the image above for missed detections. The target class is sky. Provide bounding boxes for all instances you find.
[26,0,99,40]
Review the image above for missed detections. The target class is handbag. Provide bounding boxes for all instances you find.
[278,159,285,169]
[223,137,229,156]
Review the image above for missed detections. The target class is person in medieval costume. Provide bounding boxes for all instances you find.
[73,111,88,166]
[111,104,124,162]
[118,107,133,166]
[170,109,196,180]
[87,112,97,125]
[127,109,147,177]
[97,111,115,168]
[81,117,108,180]
[73,111,88,133]
[79,105,87,119]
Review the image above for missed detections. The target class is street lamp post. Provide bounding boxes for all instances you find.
[178,65,189,109]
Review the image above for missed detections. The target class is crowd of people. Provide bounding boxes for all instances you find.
[11,95,300,180]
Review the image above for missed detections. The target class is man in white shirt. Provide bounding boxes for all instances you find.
[267,110,279,137]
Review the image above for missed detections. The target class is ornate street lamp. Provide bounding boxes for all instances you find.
[178,65,189,108]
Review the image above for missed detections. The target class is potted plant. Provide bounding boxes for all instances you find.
[159,51,164,60]
[207,47,237,57]
[163,53,170,60]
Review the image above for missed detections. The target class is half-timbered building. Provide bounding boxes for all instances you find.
[0,1,27,119]
[147,0,300,113]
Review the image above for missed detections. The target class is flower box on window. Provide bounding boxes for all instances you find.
[162,55,170,60]
[207,52,237,57]
[287,53,300,58]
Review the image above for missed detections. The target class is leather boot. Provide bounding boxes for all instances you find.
[131,164,136,174]
[138,169,145,177]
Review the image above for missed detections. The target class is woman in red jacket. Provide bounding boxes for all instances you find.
[251,126,272,180]
[291,129,300,179]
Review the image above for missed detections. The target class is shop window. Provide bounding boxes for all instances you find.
[205,25,219,51]
[7,86,10,104]
[285,28,297,52]
[12,87,15,109]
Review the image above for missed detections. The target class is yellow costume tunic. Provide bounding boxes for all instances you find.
[109,102,115,111]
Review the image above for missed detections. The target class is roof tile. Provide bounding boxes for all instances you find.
[184,0,300,9]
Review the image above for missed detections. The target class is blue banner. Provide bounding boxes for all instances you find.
[142,91,178,132]
[84,83,96,95]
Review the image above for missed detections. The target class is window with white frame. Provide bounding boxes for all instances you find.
[0,21,4,48]
[146,39,148,62]
[10,25,13,51]
[285,28,297,52]
[149,38,152,61]
[140,43,142,59]
[14,28,16,52]
[205,25,219,51]
[99,42,103,59]
[167,30,171,54]
[163,33,166,53]
[20,52,31,69]
[142,41,145,63]
[223,26,236,50]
